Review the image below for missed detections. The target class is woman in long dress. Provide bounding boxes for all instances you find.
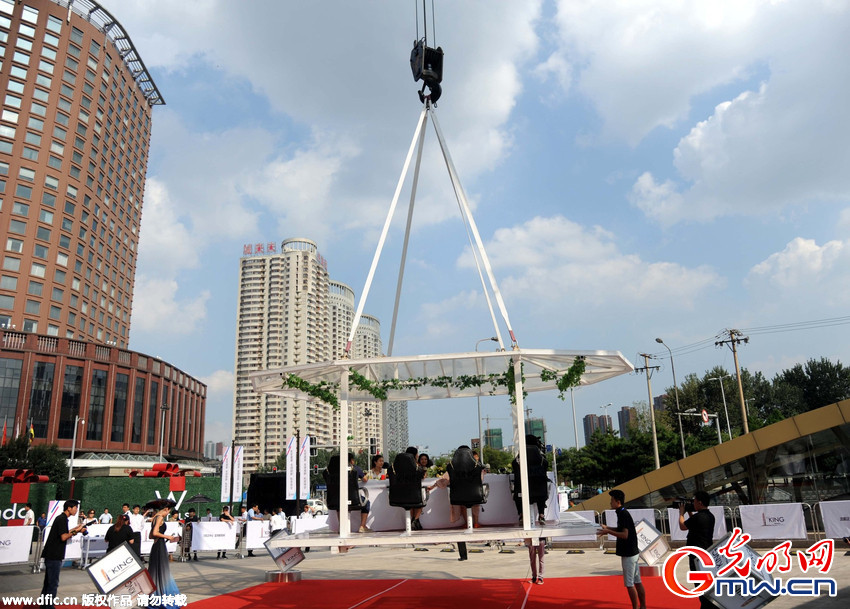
[144,499,181,609]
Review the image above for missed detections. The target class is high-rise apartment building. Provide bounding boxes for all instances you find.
[583,413,612,445]
[617,405,638,440]
[234,238,407,472]
[0,0,205,464]
[0,0,162,344]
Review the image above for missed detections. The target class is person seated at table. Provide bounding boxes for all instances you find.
[366,454,386,480]
[512,434,549,525]
[429,445,485,528]
[389,446,427,530]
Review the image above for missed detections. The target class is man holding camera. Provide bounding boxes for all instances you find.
[678,490,715,608]
[40,500,88,609]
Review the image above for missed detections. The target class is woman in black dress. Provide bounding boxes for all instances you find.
[143,499,181,609]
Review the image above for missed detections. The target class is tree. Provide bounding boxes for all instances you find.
[482,446,513,472]
[0,436,68,483]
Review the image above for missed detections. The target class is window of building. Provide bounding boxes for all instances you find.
[27,280,42,296]
[30,263,45,278]
[0,294,13,310]
[0,276,16,290]
[22,319,37,333]
[14,184,32,199]
[9,220,26,234]
[2,257,19,271]
[12,202,29,216]
[33,244,47,259]
[54,269,66,284]
[49,305,61,320]
[36,226,50,241]
[24,299,39,314]
[46,324,59,336]
[48,155,62,169]
[22,147,38,161]
[27,116,43,131]
[17,167,35,182]
[1,109,19,124]
[39,209,53,224]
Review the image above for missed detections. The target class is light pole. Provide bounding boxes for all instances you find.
[68,416,85,480]
[708,375,733,438]
[570,387,579,449]
[656,337,686,459]
[475,337,498,451]
[158,401,170,462]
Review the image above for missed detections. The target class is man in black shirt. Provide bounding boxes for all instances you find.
[597,490,646,609]
[41,500,88,609]
[104,514,135,552]
[679,490,715,608]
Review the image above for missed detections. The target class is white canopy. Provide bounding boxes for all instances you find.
[249,348,634,403]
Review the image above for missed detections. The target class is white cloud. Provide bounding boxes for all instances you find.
[747,237,850,305]
[458,215,722,309]
[547,0,765,145]
[130,276,210,334]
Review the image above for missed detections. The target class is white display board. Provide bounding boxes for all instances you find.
[290,515,329,535]
[245,520,271,550]
[0,526,35,564]
[604,508,656,541]
[190,521,237,551]
[86,542,145,594]
[819,500,850,539]
[667,506,728,542]
[139,522,181,555]
[635,519,669,566]
[738,503,806,540]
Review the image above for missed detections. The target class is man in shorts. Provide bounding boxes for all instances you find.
[597,489,646,609]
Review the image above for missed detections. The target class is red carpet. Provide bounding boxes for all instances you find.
[186,575,691,609]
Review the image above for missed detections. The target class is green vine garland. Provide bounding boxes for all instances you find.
[279,357,586,408]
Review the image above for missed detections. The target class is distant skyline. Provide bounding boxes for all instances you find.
[111,1,850,455]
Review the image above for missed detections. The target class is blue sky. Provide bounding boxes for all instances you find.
[113,1,850,455]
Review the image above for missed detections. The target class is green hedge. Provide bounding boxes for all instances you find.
[1,477,236,523]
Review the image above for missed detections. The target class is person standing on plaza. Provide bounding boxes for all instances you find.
[525,537,546,584]
[679,491,715,609]
[99,508,113,524]
[246,503,263,556]
[127,504,145,561]
[270,507,287,537]
[217,506,235,559]
[184,508,200,561]
[145,499,181,609]
[24,503,35,525]
[596,490,646,609]
[40,500,88,609]
[104,514,134,552]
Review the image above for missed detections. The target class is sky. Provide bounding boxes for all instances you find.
[112,0,850,456]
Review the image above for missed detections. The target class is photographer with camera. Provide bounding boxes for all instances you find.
[678,490,715,608]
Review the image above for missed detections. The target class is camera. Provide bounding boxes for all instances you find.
[671,498,695,512]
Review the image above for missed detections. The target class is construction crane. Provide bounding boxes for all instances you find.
[410,0,444,103]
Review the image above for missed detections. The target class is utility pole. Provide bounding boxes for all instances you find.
[716,329,750,434]
[636,354,661,470]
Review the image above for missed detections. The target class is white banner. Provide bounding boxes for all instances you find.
[635,518,669,566]
[0,526,34,564]
[245,520,271,550]
[286,436,297,501]
[220,445,244,503]
[290,515,329,535]
[86,542,145,594]
[738,503,806,540]
[139,522,181,556]
[81,523,111,559]
[667,506,727,542]
[604,508,655,541]
[190,521,237,552]
[819,500,850,539]
[299,435,311,500]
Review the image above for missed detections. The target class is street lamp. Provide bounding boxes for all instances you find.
[708,375,733,438]
[68,416,85,480]
[656,337,686,459]
[475,337,498,451]
[158,401,170,462]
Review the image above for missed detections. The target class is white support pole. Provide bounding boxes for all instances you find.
[429,107,517,347]
[346,107,429,354]
[339,369,350,538]
[514,358,532,531]
[387,112,428,357]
